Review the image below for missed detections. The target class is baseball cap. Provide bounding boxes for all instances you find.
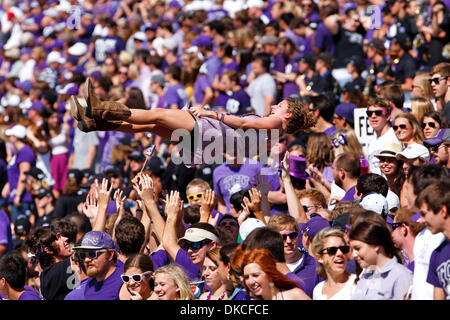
[296,53,316,66]
[128,151,146,162]
[7,95,21,107]
[67,169,83,183]
[14,80,33,93]
[360,192,389,216]
[424,128,450,146]
[334,103,357,123]
[238,218,266,243]
[259,35,278,45]
[5,124,27,139]
[191,35,213,47]
[162,38,177,51]
[345,55,366,71]
[14,218,32,235]
[375,142,403,158]
[72,231,116,250]
[68,42,88,56]
[133,31,147,42]
[145,156,165,178]
[151,72,165,86]
[47,51,65,64]
[177,227,219,245]
[367,38,385,53]
[245,0,264,9]
[104,165,121,177]
[58,83,79,95]
[299,216,330,239]
[25,167,45,180]
[395,144,430,161]
[36,187,53,199]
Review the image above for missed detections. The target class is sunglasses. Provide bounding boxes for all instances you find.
[391,222,405,230]
[78,249,108,260]
[428,76,448,85]
[121,271,151,283]
[421,122,436,129]
[393,124,408,131]
[182,240,211,251]
[187,193,203,201]
[424,142,442,152]
[302,205,318,212]
[366,110,386,117]
[281,231,299,241]
[319,245,350,255]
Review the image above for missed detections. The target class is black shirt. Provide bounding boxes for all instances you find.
[391,52,416,83]
[333,25,365,68]
[40,258,74,300]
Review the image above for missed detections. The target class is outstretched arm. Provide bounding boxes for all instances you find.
[190,107,282,131]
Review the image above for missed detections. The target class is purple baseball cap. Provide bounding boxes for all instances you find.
[14,80,33,93]
[424,129,450,146]
[30,100,44,112]
[299,216,330,239]
[289,155,310,180]
[335,103,357,122]
[73,231,116,251]
[58,83,79,95]
[191,35,213,47]
[169,0,182,9]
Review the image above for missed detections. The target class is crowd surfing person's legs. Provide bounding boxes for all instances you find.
[70,78,195,141]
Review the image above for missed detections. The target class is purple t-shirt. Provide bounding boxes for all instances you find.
[213,159,263,213]
[164,83,189,109]
[292,251,323,298]
[150,249,171,271]
[64,278,89,300]
[18,286,42,300]
[175,248,201,281]
[217,60,239,77]
[7,145,36,203]
[341,185,356,202]
[313,23,336,55]
[427,239,450,299]
[83,260,124,300]
[213,89,251,115]
[193,74,211,106]
[271,52,286,73]
[0,210,12,254]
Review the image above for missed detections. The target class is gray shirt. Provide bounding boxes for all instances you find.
[72,128,99,170]
[352,258,412,300]
[247,73,276,117]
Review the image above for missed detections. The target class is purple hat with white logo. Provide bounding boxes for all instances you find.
[289,155,310,180]
[73,231,116,251]
[299,216,330,239]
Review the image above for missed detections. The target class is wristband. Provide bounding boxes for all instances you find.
[220,113,225,122]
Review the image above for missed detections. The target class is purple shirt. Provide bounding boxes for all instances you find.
[18,286,42,300]
[175,248,201,281]
[292,251,322,298]
[204,54,221,84]
[217,60,239,77]
[84,260,124,300]
[164,83,189,109]
[341,185,356,202]
[324,125,338,137]
[7,145,36,203]
[313,23,336,55]
[151,249,171,271]
[271,52,286,73]
[213,89,251,115]
[427,239,450,299]
[64,278,89,300]
[193,74,211,106]
[352,258,413,300]
[0,210,12,254]
[213,159,263,213]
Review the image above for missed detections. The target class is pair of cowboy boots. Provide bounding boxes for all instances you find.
[70,78,132,132]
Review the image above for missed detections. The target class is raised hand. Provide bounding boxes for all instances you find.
[200,189,217,225]
[243,187,262,213]
[113,189,126,216]
[82,191,98,221]
[164,190,183,219]
[97,178,113,207]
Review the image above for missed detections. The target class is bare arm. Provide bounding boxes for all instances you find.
[434,287,446,300]
[161,191,184,261]
[323,14,341,35]
[92,179,113,232]
[14,162,31,206]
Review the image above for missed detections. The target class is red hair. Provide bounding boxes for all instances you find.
[241,248,299,293]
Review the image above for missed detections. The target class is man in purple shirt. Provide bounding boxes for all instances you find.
[93,20,125,63]
[163,65,189,109]
[332,152,360,202]
[0,254,42,300]
[417,180,450,300]
[71,231,124,300]
[259,35,286,73]
[0,210,12,255]
[213,70,251,115]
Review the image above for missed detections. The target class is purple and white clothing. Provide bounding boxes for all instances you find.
[175,248,201,281]
[164,83,190,109]
[427,239,450,300]
[18,286,42,300]
[193,74,211,106]
[213,89,251,115]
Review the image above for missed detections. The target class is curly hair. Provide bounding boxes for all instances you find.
[285,97,317,134]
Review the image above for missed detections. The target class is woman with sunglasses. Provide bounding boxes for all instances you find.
[310,227,356,300]
[198,247,228,300]
[374,142,405,197]
[420,111,448,140]
[153,264,194,300]
[240,247,310,300]
[392,112,425,148]
[119,253,154,300]
[349,219,413,300]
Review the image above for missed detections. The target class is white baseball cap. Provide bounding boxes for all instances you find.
[245,0,264,9]
[396,144,430,161]
[238,218,266,242]
[7,94,21,107]
[360,193,389,217]
[47,51,65,64]
[68,42,88,56]
[5,124,27,139]
[133,32,147,42]
[162,38,177,51]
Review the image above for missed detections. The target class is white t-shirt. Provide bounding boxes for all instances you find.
[365,128,401,176]
[411,228,445,300]
[313,274,357,300]
[247,73,276,117]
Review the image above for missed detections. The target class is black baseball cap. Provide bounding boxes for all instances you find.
[25,167,45,180]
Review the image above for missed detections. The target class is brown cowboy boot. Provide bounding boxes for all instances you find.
[84,78,132,121]
[70,96,122,132]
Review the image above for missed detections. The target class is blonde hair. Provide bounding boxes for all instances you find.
[413,72,433,100]
[186,178,210,193]
[310,227,347,279]
[393,112,425,144]
[268,214,298,232]
[331,129,364,158]
[154,264,194,300]
[410,98,434,123]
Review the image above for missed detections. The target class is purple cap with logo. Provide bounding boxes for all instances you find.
[335,103,357,122]
[299,216,330,239]
[191,35,213,47]
[289,155,310,180]
[72,231,116,250]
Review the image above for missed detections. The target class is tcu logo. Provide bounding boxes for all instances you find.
[368,5,382,30]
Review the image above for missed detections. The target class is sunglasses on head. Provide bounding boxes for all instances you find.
[78,249,108,260]
[393,124,408,131]
[187,193,203,201]
[319,245,350,255]
[366,110,386,117]
[391,222,406,230]
[428,76,448,85]
[182,239,211,251]
[421,122,436,129]
[121,271,150,283]
[281,231,299,241]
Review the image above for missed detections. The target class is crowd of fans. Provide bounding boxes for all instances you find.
[0,0,449,301]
